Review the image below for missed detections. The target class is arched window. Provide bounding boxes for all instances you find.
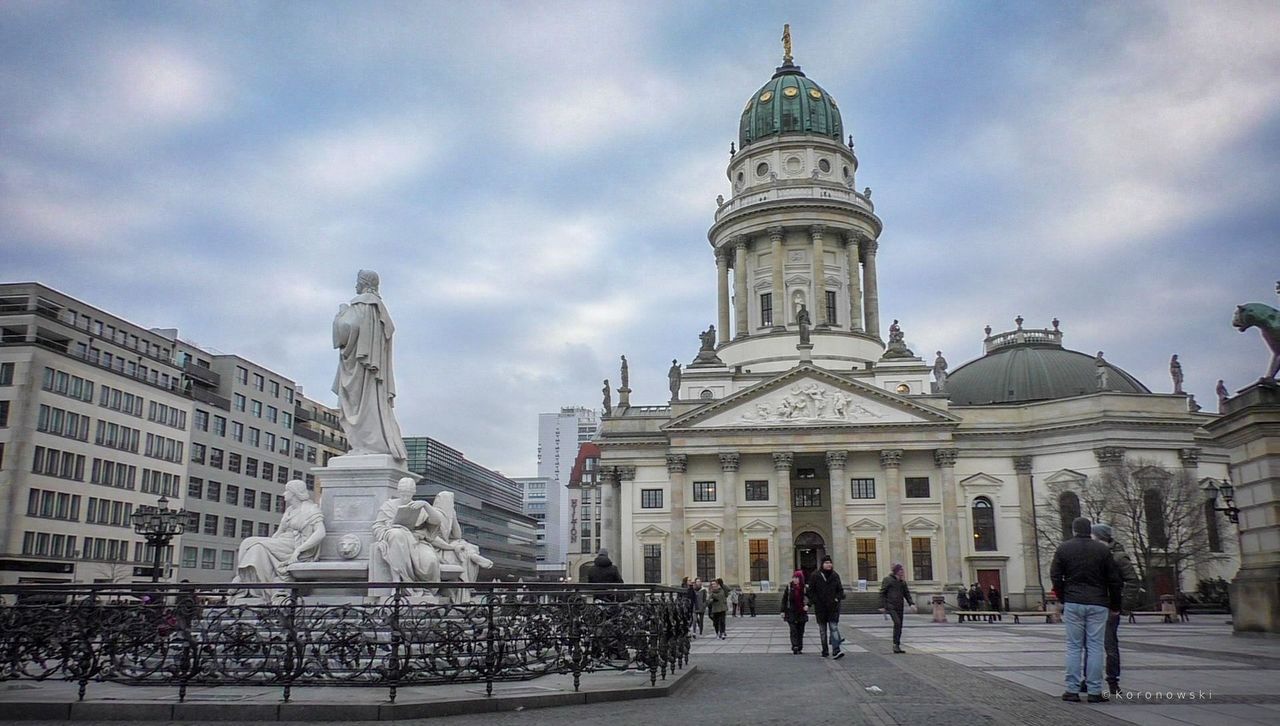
[1059,491,1081,539]
[1144,488,1168,548]
[972,497,997,551]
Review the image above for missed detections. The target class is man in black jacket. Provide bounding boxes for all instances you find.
[879,562,914,654]
[1051,517,1122,703]
[808,555,846,659]
[585,549,623,584]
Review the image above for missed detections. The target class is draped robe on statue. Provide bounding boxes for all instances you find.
[234,497,324,584]
[332,291,407,460]
[372,498,441,586]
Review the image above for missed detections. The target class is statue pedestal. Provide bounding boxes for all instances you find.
[311,454,418,599]
[796,343,814,363]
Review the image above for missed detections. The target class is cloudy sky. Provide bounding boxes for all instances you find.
[3,1,1278,477]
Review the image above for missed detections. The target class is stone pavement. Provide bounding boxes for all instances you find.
[6,612,1279,725]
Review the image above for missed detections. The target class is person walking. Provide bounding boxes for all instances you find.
[747,591,757,617]
[879,563,914,654]
[989,585,1002,613]
[730,586,740,617]
[1051,516,1122,704]
[691,579,708,637]
[708,579,729,639]
[957,585,970,611]
[808,555,846,659]
[781,570,809,654]
[970,583,985,611]
[1092,523,1141,695]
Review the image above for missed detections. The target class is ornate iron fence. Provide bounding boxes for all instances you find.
[0,582,691,703]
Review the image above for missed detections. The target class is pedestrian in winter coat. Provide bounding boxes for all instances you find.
[879,563,914,653]
[970,584,985,610]
[957,587,970,611]
[691,579,708,636]
[708,580,729,639]
[747,592,757,617]
[585,549,623,583]
[988,586,1002,613]
[729,587,740,617]
[1093,523,1141,695]
[808,555,846,659]
[781,570,809,654]
[1050,516,1122,703]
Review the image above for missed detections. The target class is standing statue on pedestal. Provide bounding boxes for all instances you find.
[232,480,326,598]
[933,351,948,392]
[1217,379,1230,410]
[797,305,812,346]
[1095,351,1110,390]
[373,478,442,599]
[602,379,611,414]
[668,359,681,401]
[332,270,407,460]
[620,355,629,389]
[1170,354,1184,394]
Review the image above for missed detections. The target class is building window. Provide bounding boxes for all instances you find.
[245,457,258,478]
[911,537,933,581]
[182,546,198,569]
[744,480,769,501]
[226,484,239,506]
[233,394,245,412]
[260,493,272,512]
[187,477,203,499]
[194,410,209,432]
[825,290,837,325]
[235,366,248,385]
[223,517,237,538]
[851,478,875,499]
[203,514,218,535]
[258,523,270,537]
[0,362,13,385]
[972,497,997,551]
[643,543,662,584]
[206,481,221,501]
[1205,500,1222,553]
[760,293,773,327]
[244,489,255,509]
[251,400,262,418]
[749,538,769,582]
[905,477,930,498]
[1144,488,1168,549]
[856,537,878,582]
[227,452,240,473]
[640,489,663,509]
[231,422,243,442]
[241,519,254,538]
[201,548,216,569]
[221,550,235,570]
[696,540,716,582]
[793,487,822,508]
[252,373,264,392]
[692,481,717,502]
[213,416,226,437]
[1058,491,1081,539]
[0,400,8,427]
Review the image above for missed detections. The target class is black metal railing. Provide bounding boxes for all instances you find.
[0,581,691,703]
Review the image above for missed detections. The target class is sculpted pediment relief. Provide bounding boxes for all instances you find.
[666,366,955,430]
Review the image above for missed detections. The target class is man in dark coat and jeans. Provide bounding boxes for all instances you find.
[585,549,622,584]
[809,555,846,659]
[1051,517,1122,703]
[879,562,914,654]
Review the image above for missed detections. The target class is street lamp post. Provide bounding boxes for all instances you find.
[130,495,188,583]
[1203,479,1241,524]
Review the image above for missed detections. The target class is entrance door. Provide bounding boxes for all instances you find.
[794,531,826,580]
[976,569,1002,609]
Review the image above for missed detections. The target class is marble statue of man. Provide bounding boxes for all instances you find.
[373,477,442,596]
[620,355,629,389]
[602,379,612,413]
[232,480,325,599]
[1095,351,1110,390]
[668,359,681,400]
[933,351,948,390]
[1216,379,1230,410]
[332,270,408,460]
[797,305,812,345]
[1170,354,1184,394]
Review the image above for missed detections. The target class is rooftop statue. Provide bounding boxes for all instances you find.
[882,318,916,359]
[332,270,407,460]
[668,359,681,401]
[933,351,948,391]
[1170,354,1184,394]
[693,324,724,365]
[1232,302,1280,381]
[699,325,716,351]
[620,355,629,389]
[1095,351,1110,390]
[602,379,612,413]
[1216,379,1230,410]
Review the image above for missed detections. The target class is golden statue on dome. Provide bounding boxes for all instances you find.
[782,23,793,63]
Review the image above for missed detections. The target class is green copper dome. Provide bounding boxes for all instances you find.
[739,62,843,148]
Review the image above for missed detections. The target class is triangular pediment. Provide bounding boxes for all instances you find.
[636,524,669,538]
[688,520,724,535]
[847,518,885,534]
[665,364,958,431]
[1044,469,1087,485]
[903,516,940,533]
[959,472,1003,488]
[740,518,777,534]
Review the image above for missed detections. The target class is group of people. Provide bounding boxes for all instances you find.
[681,577,733,639]
[1050,517,1142,703]
[956,583,1003,612]
[781,555,915,656]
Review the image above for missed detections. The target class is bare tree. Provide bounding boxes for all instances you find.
[93,562,133,583]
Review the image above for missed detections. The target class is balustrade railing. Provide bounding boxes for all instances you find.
[0,581,691,703]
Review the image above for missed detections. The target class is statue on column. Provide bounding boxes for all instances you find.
[668,359,682,401]
[1169,354,1184,394]
[693,325,724,365]
[797,305,812,345]
[373,477,442,599]
[232,480,325,599]
[1216,379,1230,410]
[332,270,408,460]
[620,355,629,390]
[602,379,612,414]
[882,319,915,359]
[699,325,716,351]
[933,351,948,392]
[1095,351,1110,390]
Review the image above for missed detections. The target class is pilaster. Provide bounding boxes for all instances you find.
[827,450,849,570]
[773,452,794,583]
[666,454,688,582]
[719,452,741,584]
[810,225,828,327]
[1012,455,1044,603]
[844,233,863,332]
[733,237,749,339]
[880,449,904,567]
[769,227,786,331]
[935,448,962,588]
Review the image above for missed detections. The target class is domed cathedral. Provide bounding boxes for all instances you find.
[593,30,1237,610]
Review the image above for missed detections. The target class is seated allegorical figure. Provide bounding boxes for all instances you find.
[232,480,325,598]
[427,491,493,584]
[373,477,442,598]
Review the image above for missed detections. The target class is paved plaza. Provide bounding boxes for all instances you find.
[6,611,1278,725]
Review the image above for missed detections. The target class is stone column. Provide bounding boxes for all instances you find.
[733,237,749,339]
[810,225,827,327]
[881,449,905,567]
[599,466,620,563]
[716,248,731,346]
[613,466,634,562]
[719,452,741,584]
[827,450,849,569]
[936,448,963,589]
[773,452,794,583]
[862,238,881,340]
[1013,455,1045,606]
[769,226,786,330]
[667,454,688,582]
[844,233,863,332]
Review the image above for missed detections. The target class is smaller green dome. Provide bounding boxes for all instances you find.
[739,62,843,148]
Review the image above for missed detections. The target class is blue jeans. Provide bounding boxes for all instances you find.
[816,615,843,653]
[1063,603,1109,694]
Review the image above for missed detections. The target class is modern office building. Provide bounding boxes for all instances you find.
[404,436,538,580]
[293,393,348,491]
[0,283,194,585]
[511,476,550,562]
[536,406,599,573]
